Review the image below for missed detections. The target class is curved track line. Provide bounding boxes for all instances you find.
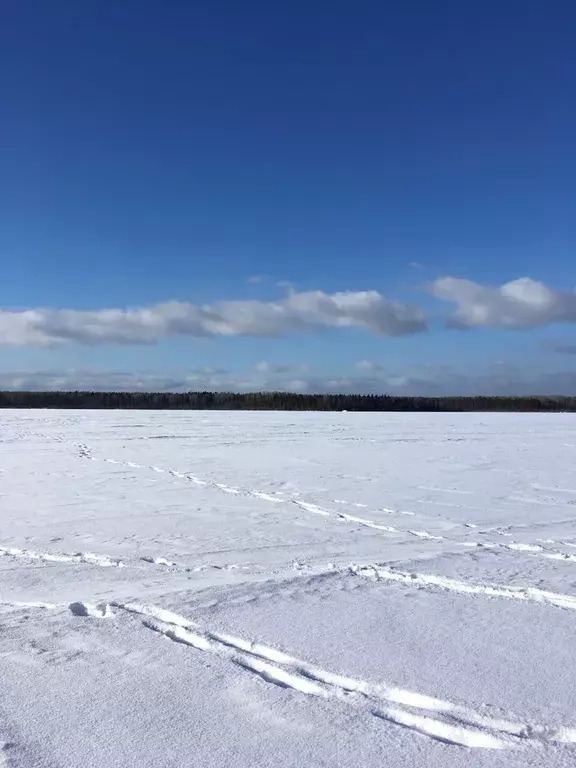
[0,542,249,574]
[0,545,124,568]
[458,539,576,565]
[113,601,576,750]
[79,443,576,561]
[78,444,447,541]
[351,565,576,611]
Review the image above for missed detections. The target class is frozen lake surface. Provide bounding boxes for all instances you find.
[2,410,576,767]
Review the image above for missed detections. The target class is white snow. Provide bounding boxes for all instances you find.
[2,411,576,766]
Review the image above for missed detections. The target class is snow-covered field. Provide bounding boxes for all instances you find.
[2,410,576,767]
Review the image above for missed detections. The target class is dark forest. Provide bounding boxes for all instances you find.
[1,390,575,412]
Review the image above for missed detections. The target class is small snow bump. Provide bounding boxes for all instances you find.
[69,601,114,619]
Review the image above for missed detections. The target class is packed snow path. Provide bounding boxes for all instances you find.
[2,411,576,767]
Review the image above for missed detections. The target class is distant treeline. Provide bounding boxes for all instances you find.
[0,390,575,411]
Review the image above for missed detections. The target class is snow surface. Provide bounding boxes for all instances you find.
[2,410,576,766]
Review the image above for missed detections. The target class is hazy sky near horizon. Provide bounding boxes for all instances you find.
[1,1,576,394]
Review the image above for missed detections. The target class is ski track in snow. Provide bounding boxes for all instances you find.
[5,534,575,585]
[6,417,576,762]
[352,565,576,611]
[0,542,267,576]
[0,545,124,568]
[109,600,576,750]
[76,443,576,553]
[6,562,576,752]
[3,434,573,578]
[76,443,576,570]
[457,538,576,565]
[75,444,480,543]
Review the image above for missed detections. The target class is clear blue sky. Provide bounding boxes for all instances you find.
[1,1,575,394]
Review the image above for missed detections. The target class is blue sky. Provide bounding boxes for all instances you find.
[1,1,575,394]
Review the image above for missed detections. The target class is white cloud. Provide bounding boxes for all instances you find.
[430,276,576,329]
[254,361,271,372]
[284,379,308,392]
[198,366,228,374]
[247,275,266,284]
[254,361,290,373]
[0,369,258,393]
[355,360,382,371]
[0,289,427,348]
[385,375,409,387]
[254,361,308,374]
[6,275,575,351]
[1,365,576,396]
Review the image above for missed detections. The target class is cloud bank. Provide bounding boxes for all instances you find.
[2,277,575,348]
[431,277,576,329]
[1,366,575,397]
[0,290,426,347]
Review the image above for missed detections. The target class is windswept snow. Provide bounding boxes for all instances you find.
[2,411,576,766]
